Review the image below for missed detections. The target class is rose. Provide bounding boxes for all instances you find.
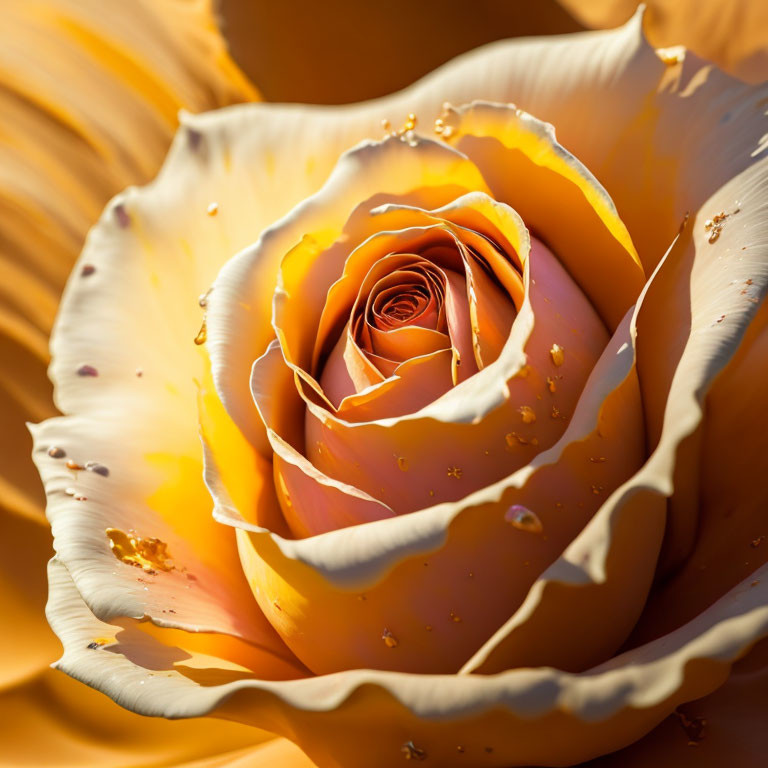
[32,9,768,767]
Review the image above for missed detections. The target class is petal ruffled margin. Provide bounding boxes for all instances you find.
[37,7,768,766]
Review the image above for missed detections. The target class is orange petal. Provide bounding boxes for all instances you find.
[305,237,608,513]
[440,101,644,330]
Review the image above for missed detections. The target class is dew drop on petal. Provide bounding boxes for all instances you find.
[505,505,543,533]
[47,446,66,459]
[518,405,536,424]
[80,264,96,277]
[447,466,463,479]
[382,628,399,648]
[206,202,219,216]
[114,203,130,228]
[401,740,427,761]
[194,317,208,345]
[198,287,213,308]
[85,461,110,477]
[77,364,99,377]
[550,343,565,366]
[105,528,175,573]
[397,456,409,471]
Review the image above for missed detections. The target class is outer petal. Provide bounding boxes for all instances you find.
[583,638,768,767]
[47,550,768,768]
[0,0,256,525]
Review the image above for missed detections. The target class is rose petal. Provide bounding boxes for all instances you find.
[47,545,768,768]
[304,237,608,513]
[440,101,644,329]
[32,414,306,681]
[228,308,640,675]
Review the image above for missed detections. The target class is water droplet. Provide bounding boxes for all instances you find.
[751,535,765,548]
[87,637,112,650]
[135,368,144,378]
[591,484,604,495]
[657,46,685,66]
[206,202,219,217]
[675,710,707,746]
[589,456,607,463]
[198,287,213,308]
[449,611,462,623]
[114,203,130,228]
[401,740,427,761]
[518,405,536,424]
[81,264,96,277]
[551,405,562,419]
[194,317,207,345]
[66,460,85,471]
[550,343,565,366]
[428,489,435,497]
[546,376,557,393]
[105,528,175,573]
[47,446,66,459]
[397,456,409,471]
[273,600,282,611]
[382,628,399,648]
[64,487,77,496]
[505,505,543,533]
[85,461,109,477]
[447,466,463,479]
[77,364,99,377]
[187,127,203,150]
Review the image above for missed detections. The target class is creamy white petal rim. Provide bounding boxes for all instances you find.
[47,552,768,767]
[34,6,768,766]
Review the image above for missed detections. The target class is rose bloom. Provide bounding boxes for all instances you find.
[3,2,768,767]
